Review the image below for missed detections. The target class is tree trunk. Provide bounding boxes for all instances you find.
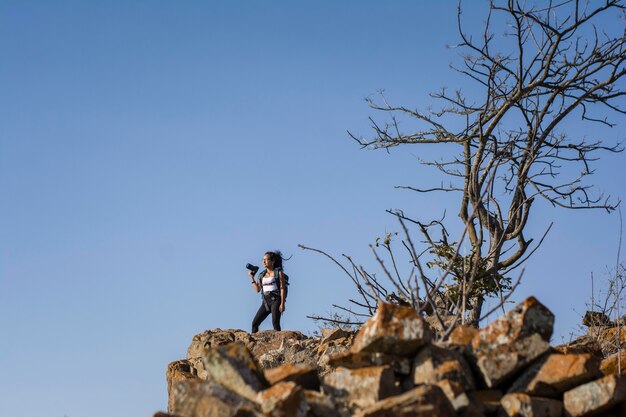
[467,295,483,328]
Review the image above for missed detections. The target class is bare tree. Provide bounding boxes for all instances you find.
[347,0,625,325]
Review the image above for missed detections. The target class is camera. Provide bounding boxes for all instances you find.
[246,263,259,274]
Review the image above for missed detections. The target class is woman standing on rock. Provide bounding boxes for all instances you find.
[249,251,287,333]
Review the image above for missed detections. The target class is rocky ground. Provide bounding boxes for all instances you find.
[155,297,626,417]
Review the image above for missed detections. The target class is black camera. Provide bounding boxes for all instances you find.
[246,263,259,274]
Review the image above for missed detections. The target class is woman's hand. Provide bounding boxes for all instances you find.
[279,303,285,313]
[248,270,255,279]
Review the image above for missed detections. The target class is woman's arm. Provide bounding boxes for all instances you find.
[249,271,261,293]
[279,271,286,312]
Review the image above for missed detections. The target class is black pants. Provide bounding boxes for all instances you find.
[251,293,281,333]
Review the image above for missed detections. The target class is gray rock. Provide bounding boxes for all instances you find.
[201,342,268,402]
[322,365,400,411]
[354,384,456,417]
[564,374,626,417]
[171,379,262,417]
[500,393,562,417]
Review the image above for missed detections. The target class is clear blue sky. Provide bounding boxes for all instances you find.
[1,2,623,416]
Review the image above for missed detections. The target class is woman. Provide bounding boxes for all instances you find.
[249,251,286,333]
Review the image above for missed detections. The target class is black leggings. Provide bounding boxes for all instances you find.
[251,293,281,333]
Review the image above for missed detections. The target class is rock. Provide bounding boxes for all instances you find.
[469,390,503,415]
[304,390,344,417]
[449,325,479,347]
[188,329,310,365]
[459,404,487,417]
[471,297,554,387]
[321,328,354,343]
[474,333,551,388]
[508,353,601,397]
[554,335,603,357]
[322,365,400,410]
[264,363,320,390]
[351,302,431,356]
[166,360,197,413]
[201,342,268,402]
[329,350,412,375]
[563,374,626,417]
[500,393,562,417]
[600,350,626,376]
[436,379,470,412]
[354,384,456,417]
[187,329,252,359]
[582,311,612,327]
[171,379,262,417]
[424,315,459,335]
[412,344,475,391]
[589,326,626,357]
[257,381,308,417]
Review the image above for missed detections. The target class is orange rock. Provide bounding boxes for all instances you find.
[321,327,354,343]
[257,381,307,417]
[165,360,197,413]
[449,325,479,346]
[264,363,320,390]
[351,302,432,356]
[508,353,601,397]
[600,350,626,376]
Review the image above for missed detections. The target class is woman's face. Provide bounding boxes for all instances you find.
[263,254,274,269]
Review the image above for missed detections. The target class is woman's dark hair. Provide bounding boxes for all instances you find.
[265,250,287,270]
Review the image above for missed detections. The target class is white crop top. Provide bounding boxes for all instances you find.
[262,274,279,293]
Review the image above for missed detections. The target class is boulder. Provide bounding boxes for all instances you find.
[582,311,611,327]
[508,353,601,397]
[354,384,456,417]
[171,379,262,417]
[471,297,554,387]
[448,325,479,347]
[500,393,562,417]
[201,342,268,402]
[589,326,626,357]
[304,390,344,417]
[166,360,197,413]
[257,381,308,417]
[435,379,470,412]
[187,329,252,359]
[469,390,503,415]
[188,329,311,366]
[264,363,320,390]
[563,374,626,417]
[351,302,431,356]
[474,333,551,388]
[329,350,412,375]
[322,365,400,410]
[600,350,626,376]
[321,328,354,343]
[459,404,487,417]
[412,344,475,391]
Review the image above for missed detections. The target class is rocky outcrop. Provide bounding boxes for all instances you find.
[158,297,626,417]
